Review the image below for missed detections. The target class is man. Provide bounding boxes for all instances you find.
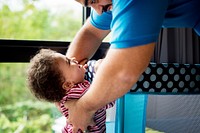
[65,0,200,132]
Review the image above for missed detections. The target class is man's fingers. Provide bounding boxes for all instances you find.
[67,118,88,133]
[72,126,87,133]
[64,99,95,133]
[72,126,78,133]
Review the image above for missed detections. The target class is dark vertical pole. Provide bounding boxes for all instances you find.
[82,7,91,25]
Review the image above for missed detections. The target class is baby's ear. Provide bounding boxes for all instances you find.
[62,81,74,90]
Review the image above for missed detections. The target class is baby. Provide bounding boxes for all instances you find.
[27,49,115,133]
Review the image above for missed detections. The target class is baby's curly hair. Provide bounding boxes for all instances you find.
[27,49,66,102]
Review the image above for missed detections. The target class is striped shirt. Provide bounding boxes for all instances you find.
[60,80,115,133]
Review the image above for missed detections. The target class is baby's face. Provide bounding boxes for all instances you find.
[55,53,87,84]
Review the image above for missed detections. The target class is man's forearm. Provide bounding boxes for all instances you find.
[66,20,110,63]
[79,43,155,111]
[66,29,100,62]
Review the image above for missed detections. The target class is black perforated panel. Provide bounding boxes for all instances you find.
[131,63,200,94]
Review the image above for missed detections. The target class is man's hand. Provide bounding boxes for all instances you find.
[65,99,95,133]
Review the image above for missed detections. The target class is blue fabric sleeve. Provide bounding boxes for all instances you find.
[90,9,112,30]
[110,0,169,49]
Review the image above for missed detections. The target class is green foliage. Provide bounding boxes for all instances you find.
[0,101,55,133]
[0,63,31,105]
[0,0,82,132]
[0,0,81,41]
[0,63,59,132]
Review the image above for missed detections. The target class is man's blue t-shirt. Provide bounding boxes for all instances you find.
[90,0,200,49]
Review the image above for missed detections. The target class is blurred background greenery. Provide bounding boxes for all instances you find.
[0,0,82,41]
[0,63,59,133]
[0,0,81,132]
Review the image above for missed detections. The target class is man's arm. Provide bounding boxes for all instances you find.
[66,19,110,64]
[81,42,155,110]
[67,42,155,133]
